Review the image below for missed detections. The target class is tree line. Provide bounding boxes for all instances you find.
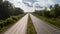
[0,0,25,31]
[33,4,60,18]
[0,0,24,20]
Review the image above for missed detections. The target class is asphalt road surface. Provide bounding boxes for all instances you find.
[30,14,60,34]
[4,14,28,34]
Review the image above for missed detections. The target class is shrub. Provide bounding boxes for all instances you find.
[58,16,60,19]
[11,16,18,21]
[4,18,15,26]
[0,22,4,29]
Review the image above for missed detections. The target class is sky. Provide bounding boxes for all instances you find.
[5,0,60,12]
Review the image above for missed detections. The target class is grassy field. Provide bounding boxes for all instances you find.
[27,15,37,34]
[0,14,25,33]
[33,14,60,30]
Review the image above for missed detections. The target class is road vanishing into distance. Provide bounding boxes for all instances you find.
[4,14,28,34]
[30,14,60,34]
[3,14,60,34]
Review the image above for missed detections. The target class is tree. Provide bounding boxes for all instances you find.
[0,0,24,19]
[49,4,60,18]
[54,4,60,17]
[0,1,14,19]
[0,0,2,5]
[14,8,24,15]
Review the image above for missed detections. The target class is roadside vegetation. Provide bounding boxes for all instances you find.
[0,0,25,33]
[33,4,60,30]
[33,14,60,30]
[0,14,25,33]
[27,14,37,34]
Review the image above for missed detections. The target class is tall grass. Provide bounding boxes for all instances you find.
[27,15,37,34]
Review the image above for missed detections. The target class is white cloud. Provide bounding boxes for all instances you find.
[34,0,54,7]
[6,0,57,12]
[52,0,60,4]
[24,7,35,12]
[48,0,54,5]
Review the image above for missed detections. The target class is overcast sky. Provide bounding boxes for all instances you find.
[7,0,60,12]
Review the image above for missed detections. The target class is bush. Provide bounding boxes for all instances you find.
[3,18,15,26]
[58,16,60,19]
[11,16,18,21]
[0,22,4,29]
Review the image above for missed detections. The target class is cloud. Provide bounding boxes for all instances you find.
[35,5,43,8]
[7,0,60,12]
[23,0,54,8]
[52,0,60,4]
[23,0,38,3]
[33,3,43,8]
[23,1,33,7]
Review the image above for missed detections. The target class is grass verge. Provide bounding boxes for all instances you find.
[0,14,25,33]
[33,14,60,30]
[27,14,37,34]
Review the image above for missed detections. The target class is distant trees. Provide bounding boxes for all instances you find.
[0,0,24,19]
[53,4,60,17]
[33,4,60,18]
[50,4,60,18]
[0,1,13,19]
[14,8,24,15]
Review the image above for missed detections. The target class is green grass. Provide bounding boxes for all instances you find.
[0,14,25,33]
[27,15,37,34]
[33,14,60,30]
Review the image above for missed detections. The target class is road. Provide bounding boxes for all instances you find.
[30,14,60,34]
[3,14,28,34]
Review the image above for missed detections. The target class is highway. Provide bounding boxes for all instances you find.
[3,14,28,34]
[3,14,60,34]
[30,14,60,34]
